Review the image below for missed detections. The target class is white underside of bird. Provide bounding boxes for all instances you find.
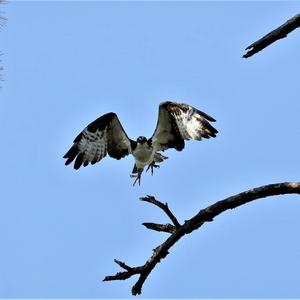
[130,140,168,185]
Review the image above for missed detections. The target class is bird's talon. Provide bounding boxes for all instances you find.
[131,173,141,186]
[146,162,160,176]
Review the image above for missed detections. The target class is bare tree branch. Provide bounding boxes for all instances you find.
[104,182,300,295]
[140,195,181,228]
[142,222,176,233]
[243,13,300,58]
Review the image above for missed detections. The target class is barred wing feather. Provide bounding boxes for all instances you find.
[151,101,218,152]
[63,113,133,169]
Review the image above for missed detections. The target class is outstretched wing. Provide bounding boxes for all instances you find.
[63,112,134,169]
[151,101,218,152]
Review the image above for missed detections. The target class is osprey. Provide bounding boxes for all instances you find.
[64,101,218,185]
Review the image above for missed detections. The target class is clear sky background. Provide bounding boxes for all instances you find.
[1,1,300,298]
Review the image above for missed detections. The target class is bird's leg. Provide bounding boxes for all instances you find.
[146,161,160,176]
[130,170,142,186]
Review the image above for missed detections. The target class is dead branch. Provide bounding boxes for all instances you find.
[140,195,181,228]
[103,182,300,295]
[142,222,176,233]
[243,13,300,58]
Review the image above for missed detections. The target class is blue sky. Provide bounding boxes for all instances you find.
[1,1,300,298]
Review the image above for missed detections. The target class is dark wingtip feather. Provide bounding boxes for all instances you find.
[204,121,218,137]
[197,109,217,122]
[65,157,74,166]
[73,132,83,143]
[74,152,84,170]
[202,134,210,139]
[64,145,79,165]
[210,128,218,136]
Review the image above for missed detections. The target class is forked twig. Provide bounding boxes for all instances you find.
[140,195,181,228]
[104,182,300,295]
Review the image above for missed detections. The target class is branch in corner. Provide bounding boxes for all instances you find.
[103,182,300,295]
[243,13,300,58]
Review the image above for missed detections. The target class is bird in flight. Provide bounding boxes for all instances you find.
[63,101,218,186]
